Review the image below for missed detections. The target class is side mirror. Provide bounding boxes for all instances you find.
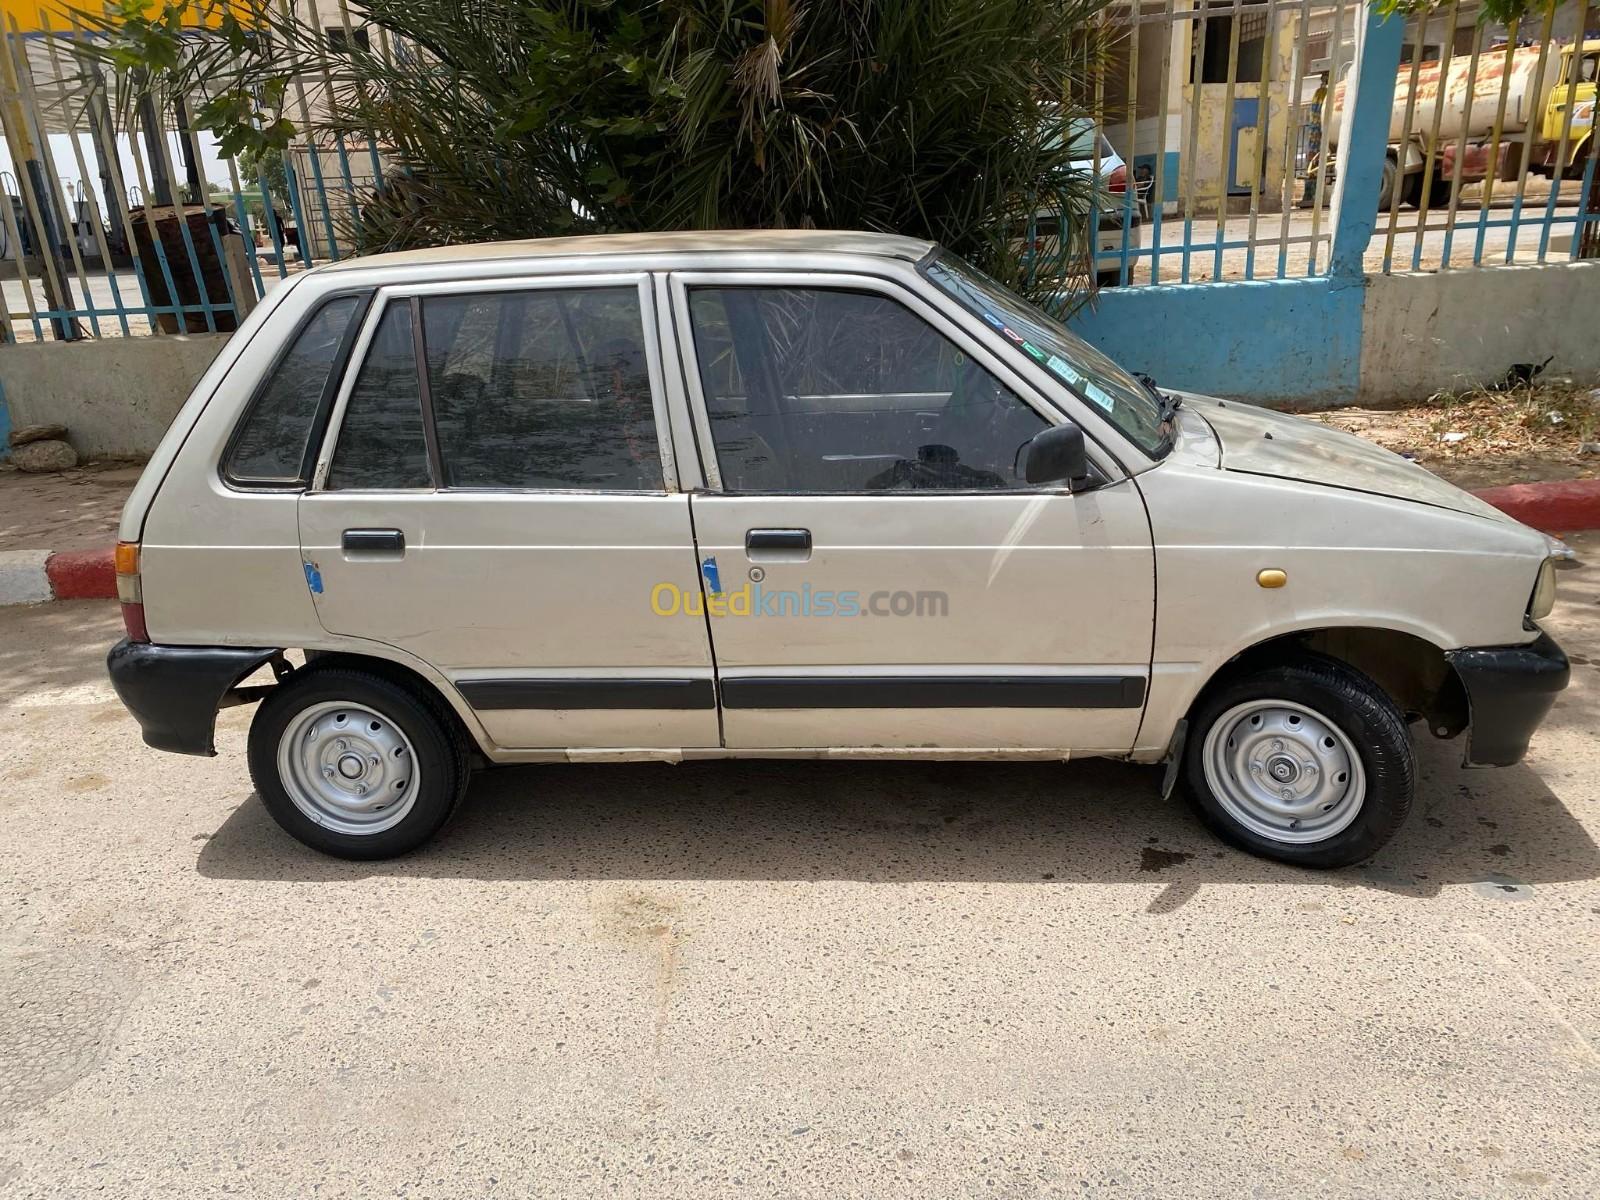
[1023,421,1092,488]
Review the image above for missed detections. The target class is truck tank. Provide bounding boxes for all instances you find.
[1327,44,1552,149]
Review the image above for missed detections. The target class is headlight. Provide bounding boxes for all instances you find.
[1529,557,1558,621]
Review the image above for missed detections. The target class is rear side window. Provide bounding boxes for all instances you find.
[328,303,432,490]
[421,286,662,490]
[224,294,363,485]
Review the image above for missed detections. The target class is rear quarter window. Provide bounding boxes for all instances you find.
[223,294,366,486]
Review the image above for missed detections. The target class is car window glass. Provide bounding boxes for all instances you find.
[226,295,362,483]
[922,253,1168,456]
[422,287,662,490]
[687,287,1048,493]
[328,302,431,490]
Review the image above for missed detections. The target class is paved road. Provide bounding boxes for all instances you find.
[2,537,1598,1198]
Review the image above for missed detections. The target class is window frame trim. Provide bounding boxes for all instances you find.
[665,268,1123,497]
[217,288,374,492]
[309,272,681,496]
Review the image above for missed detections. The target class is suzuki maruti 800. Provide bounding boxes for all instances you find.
[107,232,1569,866]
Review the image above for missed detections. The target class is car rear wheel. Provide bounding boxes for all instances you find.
[248,667,469,859]
[1180,653,1414,868]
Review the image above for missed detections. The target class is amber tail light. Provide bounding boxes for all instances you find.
[115,541,148,642]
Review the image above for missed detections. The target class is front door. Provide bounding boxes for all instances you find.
[298,274,719,751]
[668,271,1155,753]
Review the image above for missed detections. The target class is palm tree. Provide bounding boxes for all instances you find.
[71,0,1111,306]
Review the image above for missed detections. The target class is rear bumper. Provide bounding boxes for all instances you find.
[1445,630,1569,767]
[106,639,279,756]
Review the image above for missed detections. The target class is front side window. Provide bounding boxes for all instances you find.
[921,252,1170,457]
[225,294,363,485]
[686,286,1048,493]
[421,286,662,490]
[328,302,432,490]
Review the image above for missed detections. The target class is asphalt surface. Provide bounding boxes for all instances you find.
[2,535,1598,1198]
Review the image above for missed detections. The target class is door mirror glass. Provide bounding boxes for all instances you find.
[1022,422,1091,487]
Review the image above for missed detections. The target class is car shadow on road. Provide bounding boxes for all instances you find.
[196,736,1599,905]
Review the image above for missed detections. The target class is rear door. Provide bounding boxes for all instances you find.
[297,273,719,751]
[667,270,1155,753]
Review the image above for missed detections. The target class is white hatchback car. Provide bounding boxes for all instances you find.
[108,231,1568,866]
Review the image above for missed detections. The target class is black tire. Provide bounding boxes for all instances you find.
[1378,155,1400,212]
[1401,170,1425,210]
[1180,653,1415,869]
[248,667,470,859]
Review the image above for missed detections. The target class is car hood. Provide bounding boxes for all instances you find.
[1175,393,1511,522]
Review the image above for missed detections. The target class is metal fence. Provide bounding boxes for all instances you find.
[1085,0,1359,286]
[1365,0,1600,273]
[0,1,1595,342]
[1087,0,1598,285]
[0,2,393,343]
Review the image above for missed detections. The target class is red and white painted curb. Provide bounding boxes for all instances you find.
[0,547,116,606]
[1472,479,1600,537]
[1,479,1598,607]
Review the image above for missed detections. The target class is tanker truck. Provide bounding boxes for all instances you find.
[1321,38,1597,209]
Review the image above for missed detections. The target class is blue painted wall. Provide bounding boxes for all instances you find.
[1068,275,1366,407]
[0,378,9,461]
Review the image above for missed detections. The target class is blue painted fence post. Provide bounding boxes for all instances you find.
[1328,5,1405,281]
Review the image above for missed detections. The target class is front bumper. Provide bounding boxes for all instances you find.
[1445,631,1569,767]
[107,639,279,756]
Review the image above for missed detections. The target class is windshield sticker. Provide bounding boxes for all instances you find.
[1000,326,1024,345]
[981,311,1004,329]
[1021,341,1047,362]
[1080,380,1117,413]
[1043,353,1114,413]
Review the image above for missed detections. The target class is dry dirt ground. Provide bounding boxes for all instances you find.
[0,460,143,553]
[1308,381,1600,492]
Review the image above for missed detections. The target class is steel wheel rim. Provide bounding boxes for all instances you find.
[277,700,419,836]
[1201,699,1366,845]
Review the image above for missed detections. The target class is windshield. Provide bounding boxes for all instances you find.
[920,252,1170,456]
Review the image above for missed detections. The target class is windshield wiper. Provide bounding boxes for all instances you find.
[1135,372,1181,423]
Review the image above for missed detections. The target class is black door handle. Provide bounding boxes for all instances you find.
[745,528,811,561]
[342,528,405,553]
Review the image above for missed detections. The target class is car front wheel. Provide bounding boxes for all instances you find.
[248,667,469,859]
[1181,653,1415,868]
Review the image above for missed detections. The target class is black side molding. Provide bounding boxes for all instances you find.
[1446,631,1569,767]
[720,674,1146,710]
[106,639,279,756]
[458,677,717,711]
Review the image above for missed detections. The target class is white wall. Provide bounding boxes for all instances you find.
[1,333,228,459]
[1360,261,1600,404]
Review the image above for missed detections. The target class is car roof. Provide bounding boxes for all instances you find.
[316,229,938,274]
